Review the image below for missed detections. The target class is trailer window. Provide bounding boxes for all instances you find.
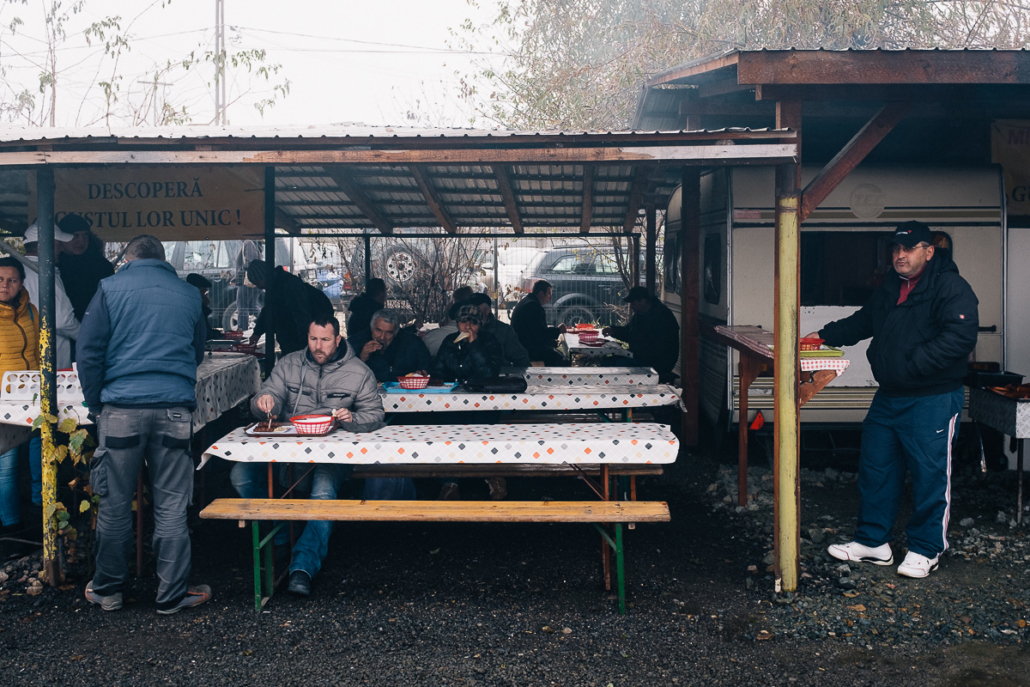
[800,232,891,306]
[664,230,681,295]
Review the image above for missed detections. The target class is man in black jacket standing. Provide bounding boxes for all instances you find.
[247,260,334,358]
[346,278,387,338]
[811,222,978,579]
[510,280,565,366]
[603,286,680,383]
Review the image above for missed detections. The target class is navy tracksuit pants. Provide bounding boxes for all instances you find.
[854,388,964,558]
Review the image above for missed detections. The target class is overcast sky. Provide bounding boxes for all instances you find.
[0,0,505,129]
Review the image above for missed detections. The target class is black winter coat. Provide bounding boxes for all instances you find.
[510,294,562,359]
[608,298,680,382]
[346,292,382,338]
[431,331,502,382]
[350,327,432,382]
[253,268,334,355]
[818,248,978,397]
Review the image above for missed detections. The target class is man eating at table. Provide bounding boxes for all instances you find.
[349,308,431,382]
[234,315,389,597]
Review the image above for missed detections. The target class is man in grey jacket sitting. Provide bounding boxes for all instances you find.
[233,314,386,597]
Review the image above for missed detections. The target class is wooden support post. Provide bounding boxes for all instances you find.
[364,235,372,287]
[645,204,657,293]
[737,355,762,507]
[36,167,62,585]
[680,168,700,447]
[622,167,650,234]
[263,167,276,370]
[773,162,801,593]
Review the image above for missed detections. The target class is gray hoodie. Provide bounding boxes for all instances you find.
[250,341,384,432]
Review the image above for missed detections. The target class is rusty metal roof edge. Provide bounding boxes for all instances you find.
[0,124,792,146]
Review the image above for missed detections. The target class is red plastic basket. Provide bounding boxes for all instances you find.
[289,414,334,434]
[398,375,430,390]
[224,330,245,340]
[799,337,824,351]
[578,330,599,342]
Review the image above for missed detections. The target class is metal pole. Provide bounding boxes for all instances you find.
[493,237,500,317]
[263,167,276,371]
[631,234,640,287]
[36,168,61,585]
[773,163,801,593]
[364,235,372,287]
[645,204,657,292]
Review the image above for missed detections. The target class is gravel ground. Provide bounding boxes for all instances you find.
[1,438,1030,686]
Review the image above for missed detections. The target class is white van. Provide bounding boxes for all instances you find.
[663,165,1008,431]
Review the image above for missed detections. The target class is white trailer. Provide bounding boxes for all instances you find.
[662,165,1011,432]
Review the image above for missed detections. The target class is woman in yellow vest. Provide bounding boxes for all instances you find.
[0,256,42,538]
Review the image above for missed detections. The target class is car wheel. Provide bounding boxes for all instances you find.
[383,246,421,285]
[559,304,595,328]
[222,301,257,332]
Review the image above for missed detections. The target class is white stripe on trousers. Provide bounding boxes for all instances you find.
[941,412,959,553]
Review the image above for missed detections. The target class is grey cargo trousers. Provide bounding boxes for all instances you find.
[90,406,194,611]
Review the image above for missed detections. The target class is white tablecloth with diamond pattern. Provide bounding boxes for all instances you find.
[379,383,682,413]
[0,353,260,453]
[504,366,659,386]
[202,422,679,466]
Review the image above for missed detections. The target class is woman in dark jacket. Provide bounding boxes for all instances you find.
[431,304,502,382]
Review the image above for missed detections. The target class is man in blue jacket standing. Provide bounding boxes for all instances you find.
[77,235,210,614]
[808,222,979,579]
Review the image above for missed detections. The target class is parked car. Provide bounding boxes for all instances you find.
[520,246,645,327]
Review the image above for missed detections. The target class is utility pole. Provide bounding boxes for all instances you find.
[137,74,173,126]
[214,0,226,125]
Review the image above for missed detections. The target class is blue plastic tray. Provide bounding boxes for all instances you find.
[383,382,459,394]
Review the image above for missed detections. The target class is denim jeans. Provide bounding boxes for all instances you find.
[288,464,353,579]
[0,436,42,526]
[229,462,312,547]
[855,389,964,558]
[91,406,195,611]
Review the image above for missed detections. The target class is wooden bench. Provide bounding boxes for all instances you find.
[200,494,670,614]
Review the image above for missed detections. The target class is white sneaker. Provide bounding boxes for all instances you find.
[827,541,894,566]
[897,551,939,578]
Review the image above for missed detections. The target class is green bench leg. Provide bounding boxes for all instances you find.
[251,521,287,612]
[594,523,628,615]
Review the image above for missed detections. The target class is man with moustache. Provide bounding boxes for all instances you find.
[808,222,978,579]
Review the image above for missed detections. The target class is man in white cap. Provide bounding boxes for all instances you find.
[22,223,80,369]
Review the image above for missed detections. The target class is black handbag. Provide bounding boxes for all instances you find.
[462,376,528,393]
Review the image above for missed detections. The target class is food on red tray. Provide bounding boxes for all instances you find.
[988,384,1030,399]
[799,337,824,351]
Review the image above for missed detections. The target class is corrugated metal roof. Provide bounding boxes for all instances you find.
[0,123,786,146]
[0,124,797,238]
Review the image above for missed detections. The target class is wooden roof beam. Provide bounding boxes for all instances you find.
[622,167,652,234]
[579,166,595,234]
[492,165,523,234]
[325,169,393,234]
[800,102,910,222]
[738,49,1030,86]
[410,165,458,234]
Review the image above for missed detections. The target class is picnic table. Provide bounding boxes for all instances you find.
[559,332,631,361]
[968,387,1030,522]
[378,382,682,415]
[0,353,261,453]
[703,324,850,506]
[503,366,660,386]
[200,421,678,613]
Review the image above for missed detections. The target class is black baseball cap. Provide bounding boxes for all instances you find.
[467,292,492,307]
[891,221,933,248]
[186,273,212,290]
[623,286,651,303]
